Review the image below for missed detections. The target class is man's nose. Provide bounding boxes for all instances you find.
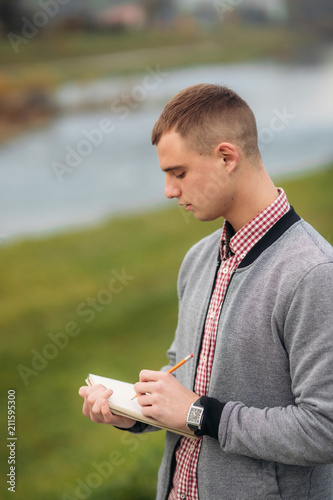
[165,178,181,199]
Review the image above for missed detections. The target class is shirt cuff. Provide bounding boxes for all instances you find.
[194,396,226,439]
[114,421,148,433]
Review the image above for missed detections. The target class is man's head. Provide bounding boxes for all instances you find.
[153,84,277,229]
[151,83,260,161]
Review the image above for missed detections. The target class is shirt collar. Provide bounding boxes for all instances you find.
[220,221,235,260]
[220,188,290,262]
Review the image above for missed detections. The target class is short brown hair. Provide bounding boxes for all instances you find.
[151,83,260,159]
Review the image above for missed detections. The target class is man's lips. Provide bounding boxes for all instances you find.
[179,203,192,211]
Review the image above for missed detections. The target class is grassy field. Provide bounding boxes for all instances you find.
[0,164,332,499]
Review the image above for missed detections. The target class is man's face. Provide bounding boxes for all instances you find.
[157,130,234,222]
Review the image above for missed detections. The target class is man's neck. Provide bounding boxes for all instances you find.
[227,167,279,232]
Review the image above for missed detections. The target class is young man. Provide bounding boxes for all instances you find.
[79,84,333,499]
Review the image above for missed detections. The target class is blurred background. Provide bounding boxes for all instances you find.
[0,1,332,499]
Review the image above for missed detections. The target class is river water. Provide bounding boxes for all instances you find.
[1,59,333,242]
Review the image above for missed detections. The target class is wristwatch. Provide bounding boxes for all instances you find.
[186,398,204,432]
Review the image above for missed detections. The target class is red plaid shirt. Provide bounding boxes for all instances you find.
[168,189,290,500]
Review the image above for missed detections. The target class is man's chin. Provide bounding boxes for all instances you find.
[193,210,222,222]
[193,213,215,222]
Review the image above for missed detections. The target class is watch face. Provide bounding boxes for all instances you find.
[189,407,203,424]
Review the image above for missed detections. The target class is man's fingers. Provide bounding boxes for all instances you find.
[139,369,161,382]
[91,389,112,412]
[80,386,113,421]
[137,393,153,407]
[100,399,114,424]
[78,386,87,397]
[135,370,171,398]
[79,384,136,427]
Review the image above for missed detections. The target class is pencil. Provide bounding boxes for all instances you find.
[168,353,194,373]
[131,353,194,400]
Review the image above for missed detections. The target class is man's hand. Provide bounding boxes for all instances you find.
[79,384,136,429]
[134,370,199,431]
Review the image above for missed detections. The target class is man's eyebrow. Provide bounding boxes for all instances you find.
[161,165,185,173]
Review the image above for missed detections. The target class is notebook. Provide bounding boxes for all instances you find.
[85,374,195,438]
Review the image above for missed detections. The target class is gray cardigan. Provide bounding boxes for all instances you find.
[135,209,333,499]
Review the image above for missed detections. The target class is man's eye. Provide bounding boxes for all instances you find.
[176,172,185,179]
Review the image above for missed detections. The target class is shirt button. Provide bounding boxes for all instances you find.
[190,444,195,451]
[180,493,186,499]
[240,252,246,259]
[222,267,228,274]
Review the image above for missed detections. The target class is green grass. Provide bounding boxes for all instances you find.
[0,164,332,499]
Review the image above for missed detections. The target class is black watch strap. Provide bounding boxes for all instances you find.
[186,398,205,432]
[193,396,226,438]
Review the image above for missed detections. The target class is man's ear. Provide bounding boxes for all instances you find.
[216,142,239,173]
